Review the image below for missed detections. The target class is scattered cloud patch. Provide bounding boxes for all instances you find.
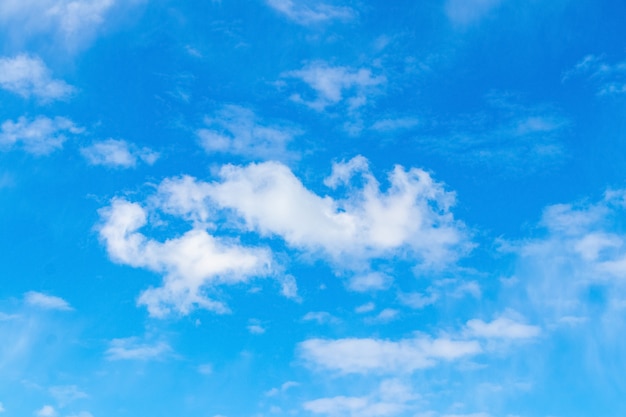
[348,272,392,292]
[266,381,299,397]
[197,105,300,161]
[105,337,172,361]
[266,0,354,25]
[283,62,386,111]
[564,54,626,95]
[49,385,88,407]
[81,138,159,168]
[355,302,376,313]
[248,320,266,334]
[371,117,419,132]
[299,335,481,374]
[24,291,72,311]
[0,55,75,101]
[465,314,540,339]
[0,116,82,155]
[398,291,438,309]
[303,311,339,324]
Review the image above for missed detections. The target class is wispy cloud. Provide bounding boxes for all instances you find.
[197,105,300,161]
[445,0,504,26]
[283,62,386,111]
[0,55,75,102]
[105,337,172,361]
[81,138,159,168]
[415,93,569,171]
[266,0,354,25]
[35,405,57,417]
[0,116,82,155]
[564,54,626,96]
[24,292,73,311]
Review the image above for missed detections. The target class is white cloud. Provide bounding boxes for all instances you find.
[303,311,339,324]
[299,335,481,374]
[198,363,213,375]
[266,381,299,397]
[0,0,144,50]
[0,55,75,101]
[35,405,57,417]
[206,156,469,269]
[366,308,399,324]
[465,314,540,339]
[284,62,386,111]
[49,385,88,407]
[355,302,375,314]
[564,54,626,95]
[248,320,266,334]
[197,105,300,161]
[348,272,392,292]
[266,0,354,25]
[81,138,159,168]
[303,379,418,417]
[0,116,82,155]
[445,0,503,26]
[105,337,171,361]
[398,291,438,309]
[278,274,299,299]
[371,117,419,132]
[24,292,72,311]
[0,402,4,412]
[66,413,94,417]
[97,198,273,317]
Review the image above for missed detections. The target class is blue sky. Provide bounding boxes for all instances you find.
[1,0,626,416]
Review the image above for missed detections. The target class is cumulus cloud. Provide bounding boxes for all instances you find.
[299,335,481,374]
[81,138,159,168]
[283,62,386,111]
[24,291,72,311]
[445,0,503,26]
[266,0,354,25]
[0,55,75,101]
[97,199,272,317]
[0,116,82,155]
[564,54,626,96]
[197,105,300,161]
[105,337,172,361]
[207,157,469,268]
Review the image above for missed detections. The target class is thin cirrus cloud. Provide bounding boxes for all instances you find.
[0,0,145,50]
[0,116,83,155]
[266,0,354,25]
[24,291,73,311]
[105,337,172,361]
[283,62,386,111]
[81,138,159,168]
[445,0,503,26]
[196,105,300,161]
[0,54,75,102]
[564,54,626,96]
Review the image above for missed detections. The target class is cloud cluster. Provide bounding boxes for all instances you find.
[97,156,469,316]
[565,54,626,96]
[0,54,75,101]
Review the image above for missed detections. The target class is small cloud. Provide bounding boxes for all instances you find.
[371,117,419,132]
[266,0,354,25]
[366,308,399,324]
[354,302,375,313]
[66,413,94,417]
[398,292,438,309]
[0,55,75,102]
[348,272,392,292]
[265,381,299,397]
[278,275,299,300]
[35,405,57,417]
[465,313,541,339]
[0,402,5,412]
[303,311,338,324]
[105,337,172,361]
[283,62,386,112]
[564,54,626,96]
[24,292,72,311]
[0,116,83,155]
[198,363,213,375]
[445,0,503,26]
[49,385,88,407]
[0,312,19,321]
[81,139,159,168]
[247,322,266,335]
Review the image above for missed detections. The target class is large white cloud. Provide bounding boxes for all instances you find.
[0,55,75,101]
